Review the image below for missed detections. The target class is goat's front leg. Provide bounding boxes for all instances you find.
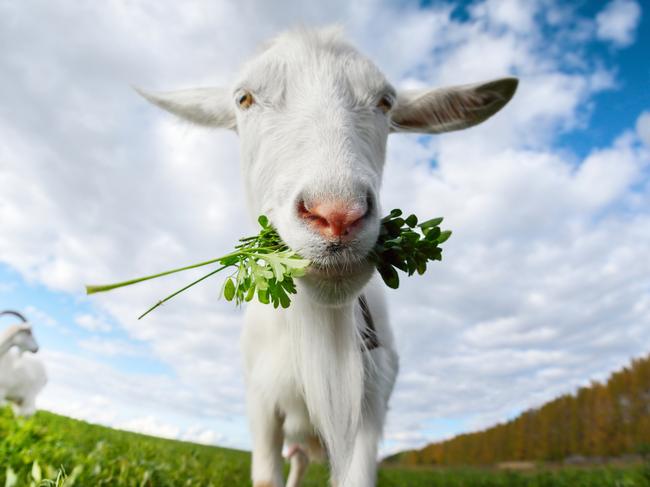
[249,390,285,487]
[336,383,387,487]
[17,394,37,417]
[338,416,382,487]
[340,350,398,487]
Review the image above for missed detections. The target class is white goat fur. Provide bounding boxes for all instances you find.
[0,324,47,416]
[140,27,517,487]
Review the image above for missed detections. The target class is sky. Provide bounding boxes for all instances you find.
[0,0,649,457]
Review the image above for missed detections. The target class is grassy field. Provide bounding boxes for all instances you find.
[2,406,650,486]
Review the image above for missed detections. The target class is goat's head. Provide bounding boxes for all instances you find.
[9,325,39,353]
[139,28,517,305]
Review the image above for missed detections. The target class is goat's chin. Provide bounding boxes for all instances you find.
[299,261,375,306]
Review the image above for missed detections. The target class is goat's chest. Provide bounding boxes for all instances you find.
[242,301,366,439]
[275,370,313,440]
[0,354,17,387]
[244,319,313,436]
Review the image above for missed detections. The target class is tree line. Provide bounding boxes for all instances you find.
[387,353,650,466]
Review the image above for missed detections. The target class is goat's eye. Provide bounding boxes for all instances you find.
[376,95,393,114]
[238,91,254,110]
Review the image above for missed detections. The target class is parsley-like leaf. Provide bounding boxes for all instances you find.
[86,210,451,317]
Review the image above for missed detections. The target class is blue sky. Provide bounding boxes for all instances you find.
[1,0,649,455]
[1,263,170,376]
[558,2,649,156]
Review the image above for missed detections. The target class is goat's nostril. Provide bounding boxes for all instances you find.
[298,198,368,239]
[297,199,309,218]
[365,192,374,214]
[298,200,328,227]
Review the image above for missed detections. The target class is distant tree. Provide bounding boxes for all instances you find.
[389,352,650,466]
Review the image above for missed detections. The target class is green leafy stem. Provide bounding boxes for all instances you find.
[85,211,450,318]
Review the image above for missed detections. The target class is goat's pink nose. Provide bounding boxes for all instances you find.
[298,199,367,239]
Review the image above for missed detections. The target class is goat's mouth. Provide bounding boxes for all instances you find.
[306,247,373,279]
[289,237,377,304]
[301,252,375,305]
[308,261,365,279]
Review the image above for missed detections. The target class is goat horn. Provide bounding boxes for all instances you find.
[0,310,28,323]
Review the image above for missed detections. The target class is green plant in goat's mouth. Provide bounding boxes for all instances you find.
[372,209,451,289]
[85,210,451,317]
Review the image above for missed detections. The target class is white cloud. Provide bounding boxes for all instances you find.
[574,132,643,209]
[1,0,649,459]
[117,415,181,439]
[23,305,71,336]
[0,281,16,293]
[37,349,250,447]
[637,111,650,146]
[75,313,112,332]
[116,418,224,446]
[24,306,60,328]
[380,108,650,453]
[596,0,642,47]
[181,425,223,445]
[470,0,539,33]
[77,337,145,357]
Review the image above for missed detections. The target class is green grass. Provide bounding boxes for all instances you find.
[2,406,650,486]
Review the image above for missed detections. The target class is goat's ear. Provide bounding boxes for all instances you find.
[390,77,518,134]
[134,87,237,130]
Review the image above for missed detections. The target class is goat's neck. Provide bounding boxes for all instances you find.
[0,338,15,357]
[282,283,364,478]
[284,286,361,351]
[0,326,23,357]
[289,287,357,324]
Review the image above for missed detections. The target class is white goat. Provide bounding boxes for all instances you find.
[0,311,47,416]
[140,27,517,487]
